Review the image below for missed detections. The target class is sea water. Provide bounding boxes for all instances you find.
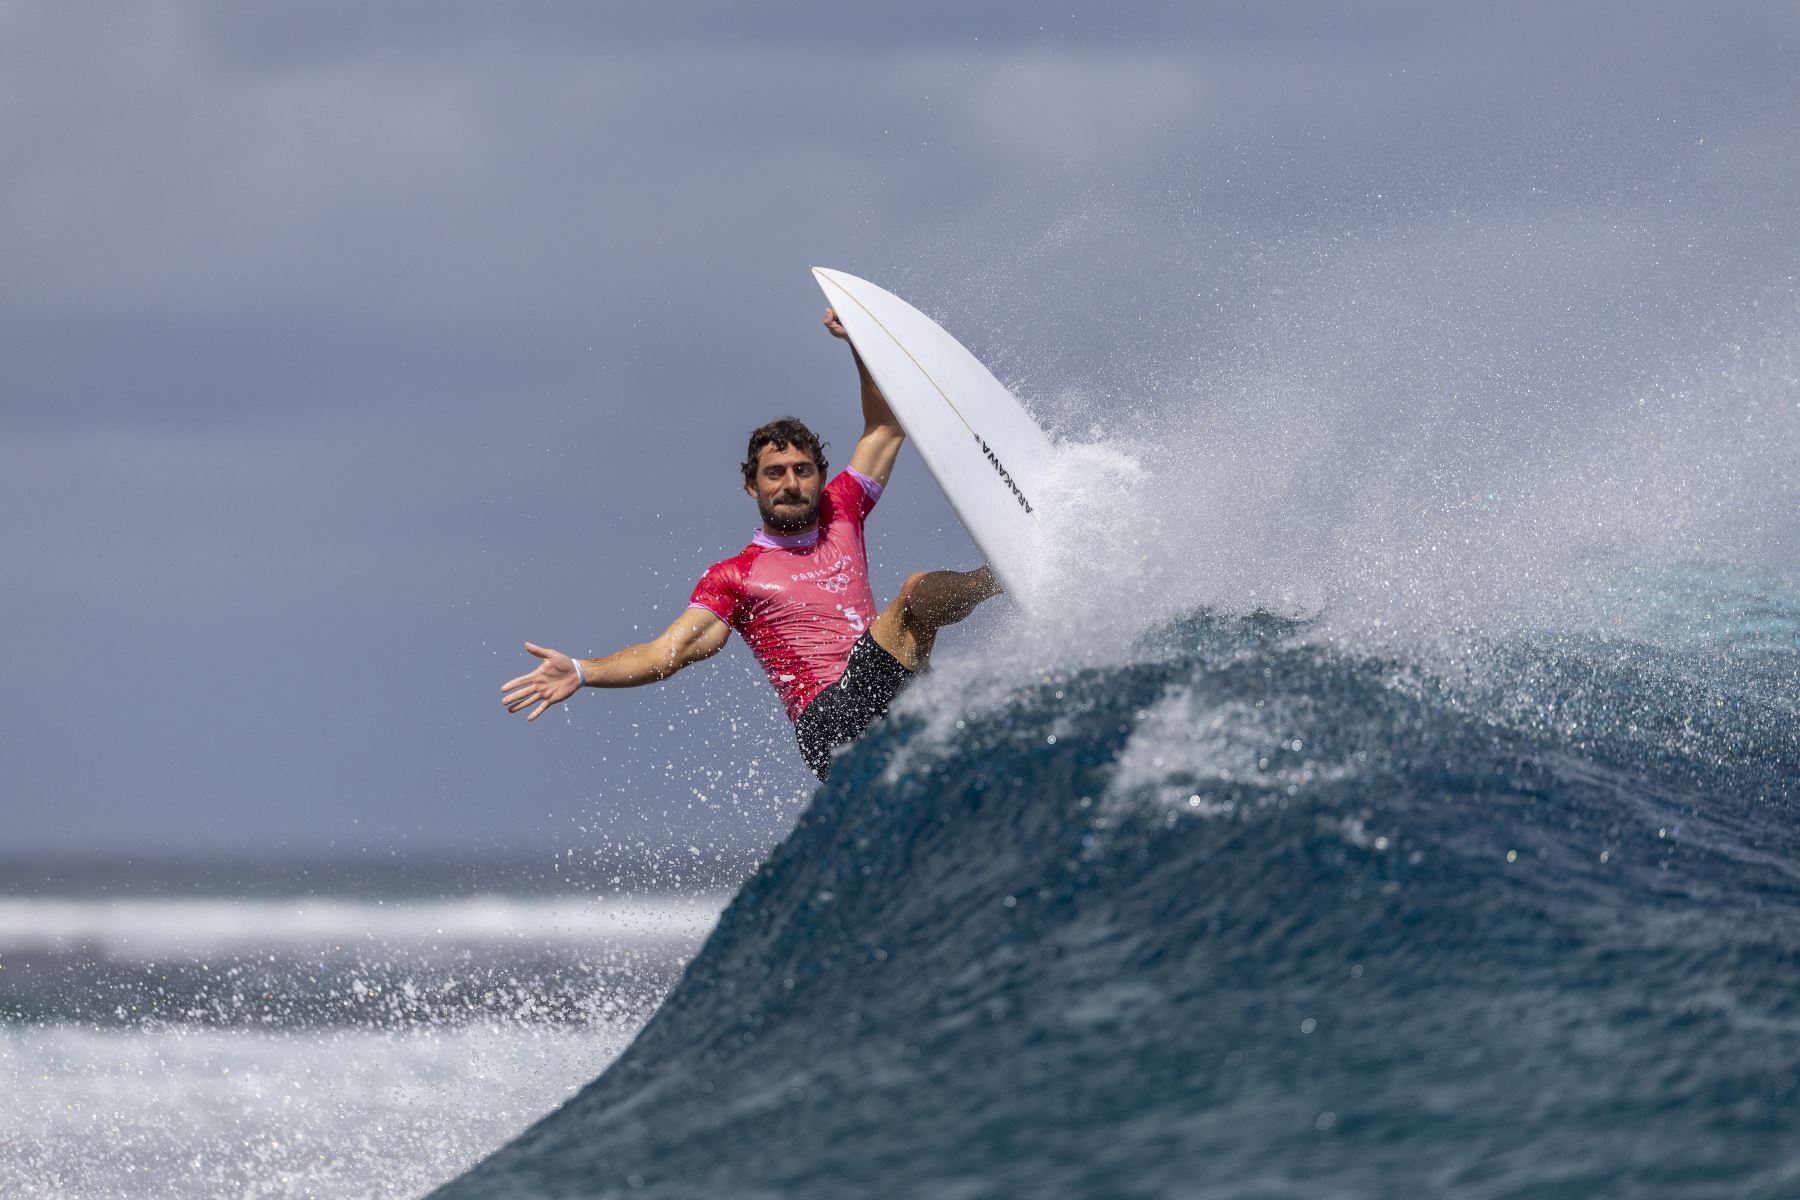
[0,858,730,1198]
[433,571,1799,1199]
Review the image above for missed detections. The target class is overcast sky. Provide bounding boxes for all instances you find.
[4,1,1796,859]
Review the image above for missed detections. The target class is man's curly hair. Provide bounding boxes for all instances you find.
[741,417,829,486]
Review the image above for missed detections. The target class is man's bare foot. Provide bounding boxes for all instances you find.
[969,565,1003,600]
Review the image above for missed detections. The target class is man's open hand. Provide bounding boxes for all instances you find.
[822,307,849,340]
[500,642,580,722]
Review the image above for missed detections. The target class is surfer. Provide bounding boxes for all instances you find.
[500,307,1001,779]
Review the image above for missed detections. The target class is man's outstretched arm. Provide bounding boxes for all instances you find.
[500,606,730,722]
[823,307,904,487]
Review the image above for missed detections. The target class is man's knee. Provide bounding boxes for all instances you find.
[896,571,932,622]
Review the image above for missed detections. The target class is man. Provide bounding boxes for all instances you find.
[500,307,1000,780]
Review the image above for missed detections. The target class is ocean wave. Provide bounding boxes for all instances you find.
[433,571,1800,1198]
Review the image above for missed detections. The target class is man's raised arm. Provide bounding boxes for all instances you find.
[500,606,729,722]
[823,307,904,487]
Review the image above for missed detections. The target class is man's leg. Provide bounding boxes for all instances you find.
[867,566,1001,672]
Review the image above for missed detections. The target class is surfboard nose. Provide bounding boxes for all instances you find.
[811,267,1055,604]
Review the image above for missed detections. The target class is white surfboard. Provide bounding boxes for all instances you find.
[812,268,1056,600]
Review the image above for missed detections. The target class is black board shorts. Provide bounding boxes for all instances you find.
[795,630,917,781]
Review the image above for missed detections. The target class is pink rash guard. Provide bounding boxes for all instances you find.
[688,469,884,722]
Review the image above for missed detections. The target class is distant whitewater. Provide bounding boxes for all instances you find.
[431,566,1800,1199]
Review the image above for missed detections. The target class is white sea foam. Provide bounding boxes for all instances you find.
[0,1022,638,1200]
[0,894,728,959]
[1105,686,1360,818]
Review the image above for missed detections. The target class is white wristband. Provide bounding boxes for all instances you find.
[571,657,588,688]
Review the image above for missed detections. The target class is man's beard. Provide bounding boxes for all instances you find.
[758,492,819,533]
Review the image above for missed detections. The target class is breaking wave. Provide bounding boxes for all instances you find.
[434,564,1800,1198]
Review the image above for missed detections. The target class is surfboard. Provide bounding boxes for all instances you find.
[812,268,1056,600]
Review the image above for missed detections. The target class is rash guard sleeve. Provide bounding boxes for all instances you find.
[688,552,752,627]
[831,469,883,524]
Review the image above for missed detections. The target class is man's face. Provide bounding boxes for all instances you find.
[747,444,823,533]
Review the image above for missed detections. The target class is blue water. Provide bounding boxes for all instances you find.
[433,567,1799,1199]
